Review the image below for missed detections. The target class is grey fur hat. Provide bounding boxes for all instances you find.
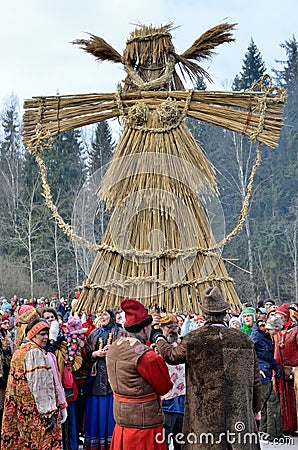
[265,315,284,331]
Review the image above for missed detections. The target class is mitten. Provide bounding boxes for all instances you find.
[150,327,165,343]
[49,320,60,341]
[60,408,68,424]
[275,367,282,378]
[45,414,56,432]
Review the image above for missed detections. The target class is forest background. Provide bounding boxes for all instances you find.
[0,36,297,307]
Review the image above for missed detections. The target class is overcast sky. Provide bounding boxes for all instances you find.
[0,0,297,108]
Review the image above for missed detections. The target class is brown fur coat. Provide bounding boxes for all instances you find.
[157,325,261,449]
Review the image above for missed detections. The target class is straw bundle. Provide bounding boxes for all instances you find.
[23,81,285,152]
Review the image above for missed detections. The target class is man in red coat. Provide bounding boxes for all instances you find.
[273,304,298,434]
[106,298,173,450]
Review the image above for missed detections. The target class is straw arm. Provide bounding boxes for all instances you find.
[116,89,285,105]
[22,88,285,112]
[22,87,285,150]
[186,107,283,148]
[23,109,119,149]
[23,101,120,124]
[22,93,121,149]
[116,93,284,148]
[117,94,284,115]
[24,92,116,108]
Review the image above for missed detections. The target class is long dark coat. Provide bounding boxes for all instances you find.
[157,324,261,450]
[273,325,298,432]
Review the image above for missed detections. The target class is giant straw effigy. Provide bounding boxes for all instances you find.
[22,23,286,313]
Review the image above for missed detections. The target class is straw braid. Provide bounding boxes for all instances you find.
[31,137,260,258]
[27,98,53,154]
[28,111,261,261]
[124,54,176,91]
[115,85,194,132]
[81,274,234,291]
[249,75,280,141]
[209,142,262,249]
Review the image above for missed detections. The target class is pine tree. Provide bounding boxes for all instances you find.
[0,95,22,168]
[271,36,298,218]
[88,121,114,174]
[274,36,298,128]
[46,130,85,217]
[194,76,207,91]
[232,39,267,90]
[273,36,298,89]
[87,121,115,242]
[0,95,23,253]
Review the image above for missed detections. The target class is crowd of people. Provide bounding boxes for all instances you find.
[0,291,297,449]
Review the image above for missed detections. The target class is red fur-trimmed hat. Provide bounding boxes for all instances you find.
[275,304,290,320]
[120,298,152,330]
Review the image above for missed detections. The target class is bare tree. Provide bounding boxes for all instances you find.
[12,180,49,299]
[230,132,256,298]
[283,197,298,301]
[255,246,273,299]
[46,189,83,298]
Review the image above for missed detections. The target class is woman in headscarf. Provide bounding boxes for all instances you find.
[84,310,126,450]
[0,313,13,433]
[40,306,66,364]
[1,318,67,449]
[14,304,40,349]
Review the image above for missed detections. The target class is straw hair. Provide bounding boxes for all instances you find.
[181,23,236,60]
[72,34,122,64]
[72,23,236,90]
[179,22,236,84]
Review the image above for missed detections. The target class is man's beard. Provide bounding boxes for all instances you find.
[167,333,178,344]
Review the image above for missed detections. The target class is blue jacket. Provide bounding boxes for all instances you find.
[250,324,281,384]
